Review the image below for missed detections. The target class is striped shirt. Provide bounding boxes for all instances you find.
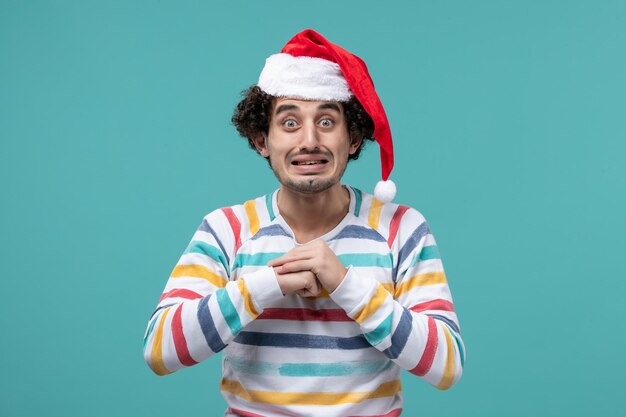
[143,186,465,417]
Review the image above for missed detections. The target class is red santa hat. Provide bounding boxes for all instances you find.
[257,29,396,203]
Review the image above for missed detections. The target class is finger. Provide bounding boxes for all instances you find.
[274,260,314,274]
[268,252,312,267]
[296,282,321,298]
[267,250,303,266]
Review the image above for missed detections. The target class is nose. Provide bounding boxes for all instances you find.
[299,122,320,151]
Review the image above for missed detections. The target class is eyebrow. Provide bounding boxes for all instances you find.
[274,102,342,116]
[274,104,299,116]
[317,103,342,113]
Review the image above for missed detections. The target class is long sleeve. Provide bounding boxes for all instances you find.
[143,209,284,376]
[330,208,465,390]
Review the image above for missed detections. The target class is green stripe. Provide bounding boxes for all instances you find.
[338,253,393,268]
[216,288,242,335]
[227,357,275,375]
[420,245,440,261]
[232,252,285,270]
[225,356,393,377]
[363,312,393,346]
[265,193,275,221]
[409,245,440,267]
[184,241,228,271]
[281,359,392,377]
[351,186,362,217]
[143,316,158,348]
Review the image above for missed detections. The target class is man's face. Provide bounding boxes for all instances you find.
[254,98,362,194]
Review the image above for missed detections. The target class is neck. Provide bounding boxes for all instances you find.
[277,183,350,243]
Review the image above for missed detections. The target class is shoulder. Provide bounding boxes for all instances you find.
[198,190,278,248]
[349,186,428,247]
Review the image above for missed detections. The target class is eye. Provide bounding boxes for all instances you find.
[283,119,298,129]
[319,118,334,127]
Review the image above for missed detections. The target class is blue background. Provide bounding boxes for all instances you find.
[1,1,625,416]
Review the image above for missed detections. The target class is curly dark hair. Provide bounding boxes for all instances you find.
[231,86,375,160]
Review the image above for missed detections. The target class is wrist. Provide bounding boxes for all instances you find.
[244,266,285,309]
[324,267,348,293]
[330,268,382,316]
[272,267,288,296]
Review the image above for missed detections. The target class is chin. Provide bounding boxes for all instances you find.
[282,177,339,194]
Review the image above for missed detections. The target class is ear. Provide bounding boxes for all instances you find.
[348,135,364,155]
[251,134,270,157]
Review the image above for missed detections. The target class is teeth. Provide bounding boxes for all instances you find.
[298,161,322,165]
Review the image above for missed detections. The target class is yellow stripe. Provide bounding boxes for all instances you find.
[368,198,384,230]
[352,285,389,324]
[244,200,260,236]
[237,279,259,319]
[171,264,227,288]
[381,282,394,294]
[221,378,401,405]
[296,289,330,298]
[395,271,447,297]
[436,326,456,390]
[150,307,173,376]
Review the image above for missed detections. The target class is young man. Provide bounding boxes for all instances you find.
[144,29,465,417]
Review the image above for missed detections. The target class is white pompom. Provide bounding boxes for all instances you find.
[374,179,396,203]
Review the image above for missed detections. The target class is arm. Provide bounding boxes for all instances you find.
[269,209,465,389]
[142,210,283,376]
[330,209,465,389]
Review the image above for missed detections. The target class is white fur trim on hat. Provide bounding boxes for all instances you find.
[258,53,352,101]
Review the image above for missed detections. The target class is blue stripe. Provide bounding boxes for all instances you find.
[217,288,243,335]
[338,253,393,268]
[234,331,370,350]
[251,224,291,240]
[197,295,226,353]
[148,303,176,322]
[232,252,285,270]
[428,314,460,334]
[363,312,393,346]
[225,356,393,377]
[382,309,413,359]
[184,241,229,272]
[199,219,230,269]
[330,225,386,242]
[395,222,430,280]
[265,193,275,221]
[351,187,363,217]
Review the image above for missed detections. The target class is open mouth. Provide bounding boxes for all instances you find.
[291,159,328,166]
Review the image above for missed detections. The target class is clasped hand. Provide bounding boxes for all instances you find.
[268,240,348,297]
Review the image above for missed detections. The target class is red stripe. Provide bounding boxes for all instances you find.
[228,408,266,417]
[171,304,198,367]
[222,207,242,253]
[409,316,438,376]
[349,408,403,417]
[258,308,351,322]
[159,288,203,303]
[387,205,409,248]
[410,299,455,313]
